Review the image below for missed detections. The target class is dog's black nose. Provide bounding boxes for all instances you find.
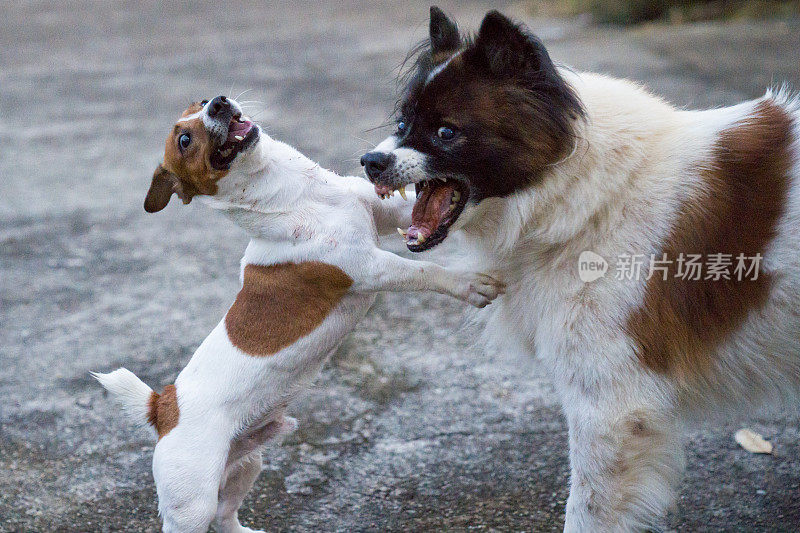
[361,151,394,181]
[207,95,230,118]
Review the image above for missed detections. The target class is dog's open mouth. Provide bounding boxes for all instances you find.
[210,115,259,170]
[377,178,468,252]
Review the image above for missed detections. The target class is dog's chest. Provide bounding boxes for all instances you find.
[224,262,353,357]
[492,255,619,364]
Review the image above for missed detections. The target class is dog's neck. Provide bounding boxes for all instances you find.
[199,134,339,239]
[198,133,360,268]
[460,71,698,264]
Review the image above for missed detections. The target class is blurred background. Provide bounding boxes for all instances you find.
[1,1,799,531]
[534,0,800,24]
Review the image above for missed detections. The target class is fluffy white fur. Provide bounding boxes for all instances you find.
[92,368,155,429]
[94,98,503,533]
[402,72,800,531]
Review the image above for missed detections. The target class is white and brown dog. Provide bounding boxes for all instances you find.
[363,7,800,531]
[93,95,504,533]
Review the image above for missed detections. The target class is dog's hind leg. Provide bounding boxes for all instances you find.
[214,416,298,533]
[153,424,230,533]
[215,452,265,533]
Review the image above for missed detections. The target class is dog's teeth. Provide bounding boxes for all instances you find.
[417,235,426,244]
[234,135,244,141]
[452,191,461,202]
[438,177,447,183]
[398,187,407,201]
[397,227,407,237]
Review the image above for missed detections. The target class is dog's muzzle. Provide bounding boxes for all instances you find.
[361,151,395,182]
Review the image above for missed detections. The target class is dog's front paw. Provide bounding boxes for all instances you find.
[456,272,506,308]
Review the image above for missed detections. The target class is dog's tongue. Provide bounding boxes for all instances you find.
[407,182,456,241]
[227,119,252,143]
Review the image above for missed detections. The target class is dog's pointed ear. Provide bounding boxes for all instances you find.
[144,164,190,213]
[472,10,553,80]
[429,6,460,55]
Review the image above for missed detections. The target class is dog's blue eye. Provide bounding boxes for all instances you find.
[397,121,407,134]
[179,133,191,150]
[437,126,455,141]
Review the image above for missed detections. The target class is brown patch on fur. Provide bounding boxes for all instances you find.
[144,102,230,212]
[161,103,229,198]
[225,262,353,356]
[627,100,794,378]
[147,385,179,439]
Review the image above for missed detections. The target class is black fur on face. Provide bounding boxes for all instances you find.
[394,7,585,203]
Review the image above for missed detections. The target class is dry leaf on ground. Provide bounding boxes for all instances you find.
[735,428,773,454]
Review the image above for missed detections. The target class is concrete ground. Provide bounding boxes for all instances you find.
[1,1,799,531]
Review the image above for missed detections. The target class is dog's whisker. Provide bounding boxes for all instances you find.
[350,134,376,148]
[240,105,265,113]
[363,122,394,133]
[347,146,375,158]
[234,88,254,101]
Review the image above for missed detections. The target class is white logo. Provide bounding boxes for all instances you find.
[578,251,608,283]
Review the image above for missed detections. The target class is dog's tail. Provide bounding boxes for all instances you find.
[91,368,173,438]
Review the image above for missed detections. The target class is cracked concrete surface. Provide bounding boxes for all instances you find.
[1,1,799,531]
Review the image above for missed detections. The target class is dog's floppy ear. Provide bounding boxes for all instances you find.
[472,10,553,81]
[429,6,460,55]
[144,164,192,213]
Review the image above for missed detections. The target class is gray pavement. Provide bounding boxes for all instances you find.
[1,1,799,531]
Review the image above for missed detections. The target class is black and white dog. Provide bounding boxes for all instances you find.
[363,7,800,531]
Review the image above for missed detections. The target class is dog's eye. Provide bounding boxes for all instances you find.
[178,133,191,150]
[437,126,455,141]
[397,121,407,134]
[200,99,209,105]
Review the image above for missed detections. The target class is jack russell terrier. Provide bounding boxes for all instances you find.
[93,95,504,533]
